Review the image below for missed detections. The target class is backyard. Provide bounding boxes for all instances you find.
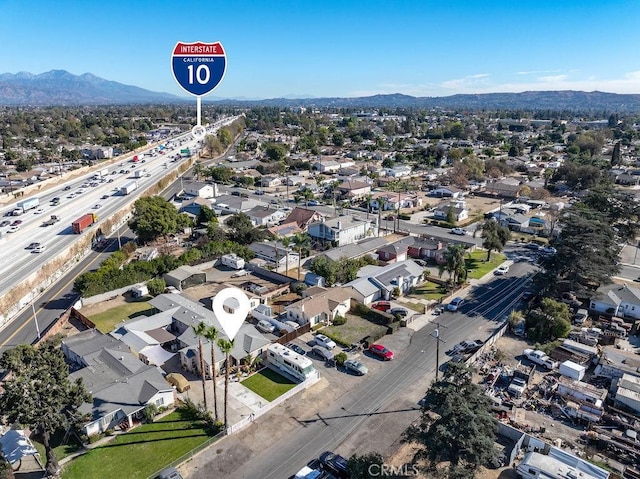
[61,409,218,479]
[322,312,389,347]
[465,250,507,279]
[241,368,296,401]
[85,299,155,333]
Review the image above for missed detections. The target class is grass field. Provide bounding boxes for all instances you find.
[322,313,388,347]
[33,429,82,464]
[241,368,296,401]
[87,301,155,333]
[408,281,446,302]
[465,251,506,279]
[61,410,216,479]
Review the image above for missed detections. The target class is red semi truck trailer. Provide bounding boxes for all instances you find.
[71,213,98,234]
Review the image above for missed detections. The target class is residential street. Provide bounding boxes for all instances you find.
[180,261,536,478]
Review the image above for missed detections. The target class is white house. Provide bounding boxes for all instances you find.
[249,241,299,270]
[285,288,351,326]
[184,182,215,199]
[433,199,469,222]
[383,165,412,178]
[261,175,282,187]
[308,216,378,247]
[345,260,424,304]
[246,206,286,226]
[589,284,640,319]
[312,159,341,173]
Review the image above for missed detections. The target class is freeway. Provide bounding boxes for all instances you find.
[193,260,538,479]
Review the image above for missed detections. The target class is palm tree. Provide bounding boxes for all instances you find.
[193,160,204,181]
[364,193,373,220]
[293,232,311,280]
[192,322,208,410]
[281,236,292,277]
[204,326,220,422]
[217,338,235,428]
[438,244,467,285]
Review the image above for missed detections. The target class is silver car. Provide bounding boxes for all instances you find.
[312,346,334,361]
[343,359,368,376]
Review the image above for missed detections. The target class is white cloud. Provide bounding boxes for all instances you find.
[538,74,568,82]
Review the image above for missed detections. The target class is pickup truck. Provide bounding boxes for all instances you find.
[523,348,558,370]
[42,215,60,227]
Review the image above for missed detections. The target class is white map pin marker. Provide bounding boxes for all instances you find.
[211,287,250,341]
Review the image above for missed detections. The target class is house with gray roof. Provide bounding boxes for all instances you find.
[320,236,387,262]
[163,265,206,291]
[346,260,424,304]
[308,216,378,247]
[62,329,175,437]
[589,284,640,320]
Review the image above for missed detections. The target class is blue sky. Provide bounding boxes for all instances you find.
[2,0,640,99]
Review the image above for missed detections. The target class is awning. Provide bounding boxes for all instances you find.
[140,344,175,366]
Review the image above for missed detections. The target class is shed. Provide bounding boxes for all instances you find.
[163,265,206,291]
[559,360,586,381]
[131,284,149,298]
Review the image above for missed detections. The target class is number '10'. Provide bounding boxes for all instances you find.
[187,65,211,85]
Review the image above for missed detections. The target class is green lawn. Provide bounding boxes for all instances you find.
[87,301,155,333]
[408,281,446,301]
[33,429,83,463]
[397,300,426,314]
[61,410,215,479]
[465,251,506,279]
[241,368,296,401]
[322,313,388,347]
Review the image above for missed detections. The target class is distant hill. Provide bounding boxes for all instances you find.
[211,91,640,112]
[0,70,183,105]
[1,70,640,111]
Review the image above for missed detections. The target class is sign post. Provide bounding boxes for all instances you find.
[171,41,227,139]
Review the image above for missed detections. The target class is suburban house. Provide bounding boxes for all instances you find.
[321,236,388,262]
[249,241,299,270]
[283,207,325,231]
[284,288,351,327]
[337,180,372,199]
[260,175,282,187]
[246,205,286,226]
[485,179,523,198]
[213,195,264,214]
[497,209,531,231]
[430,186,463,198]
[62,329,175,437]
[111,313,176,367]
[312,159,341,173]
[308,216,378,247]
[383,165,412,178]
[433,199,469,222]
[183,182,216,199]
[267,221,303,238]
[370,192,423,211]
[589,284,640,320]
[376,237,414,263]
[346,260,424,304]
[594,346,640,380]
[147,293,271,377]
[406,236,447,264]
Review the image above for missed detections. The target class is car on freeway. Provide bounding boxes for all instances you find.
[93,204,102,209]
[26,242,41,250]
[0,220,10,227]
[311,346,334,361]
[81,183,90,188]
[494,264,509,275]
[314,334,336,350]
[33,208,45,214]
[107,178,114,183]
[10,220,22,226]
[450,227,467,235]
[343,359,368,376]
[7,226,20,233]
[32,245,47,253]
[319,451,349,478]
[101,195,110,200]
[284,343,306,356]
[371,301,391,312]
[256,320,275,334]
[389,307,408,317]
[369,343,394,360]
[447,297,464,312]
[62,185,71,191]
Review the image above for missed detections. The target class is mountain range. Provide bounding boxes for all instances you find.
[2,70,640,111]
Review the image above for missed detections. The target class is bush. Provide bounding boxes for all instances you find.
[353,303,394,325]
[147,278,166,296]
[290,281,307,294]
[332,315,347,326]
[334,352,348,366]
[143,403,159,423]
[387,321,401,334]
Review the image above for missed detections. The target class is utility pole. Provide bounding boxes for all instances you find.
[32,301,40,340]
[430,322,447,381]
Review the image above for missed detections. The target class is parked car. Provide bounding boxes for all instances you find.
[414,259,428,267]
[285,343,306,356]
[231,269,249,278]
[307,200,320,206]
[372,301,391,312]
[158,466,183,479]
[447,297,464,312]
[319,451,349,478]
[231,191,241,196]
[312,346,334,361]
[314,334,336,350]
[256,320,276,334]
[369,343,394,360]
[389,307,408,318]
[525,242,542,251]
[343,359,368,376]
[494,264,509,275]
[255,189,265,195]
[444,354,467,371]
[449,340,484,356]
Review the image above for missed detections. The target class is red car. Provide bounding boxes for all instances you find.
[372,301,391,312]
[369,344,394,360]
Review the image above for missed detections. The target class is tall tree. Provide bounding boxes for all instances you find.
[204,326,220,423]
[480,219,510,261]
[217,338,235,428]
[293,232,311,280]
[0,340,91,477]
[281,236,292,276]
[130,196,180,244]
[193,322,209,410]
[404,364,500,478]
[439,244,467,285]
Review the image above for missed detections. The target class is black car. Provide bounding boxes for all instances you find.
[319,451,349,478]
[231,191,241,196]
[389,307,408,317]
[285,342,306,356]
[62,185,71,191]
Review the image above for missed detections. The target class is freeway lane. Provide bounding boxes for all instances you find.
[196,261,537,479]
